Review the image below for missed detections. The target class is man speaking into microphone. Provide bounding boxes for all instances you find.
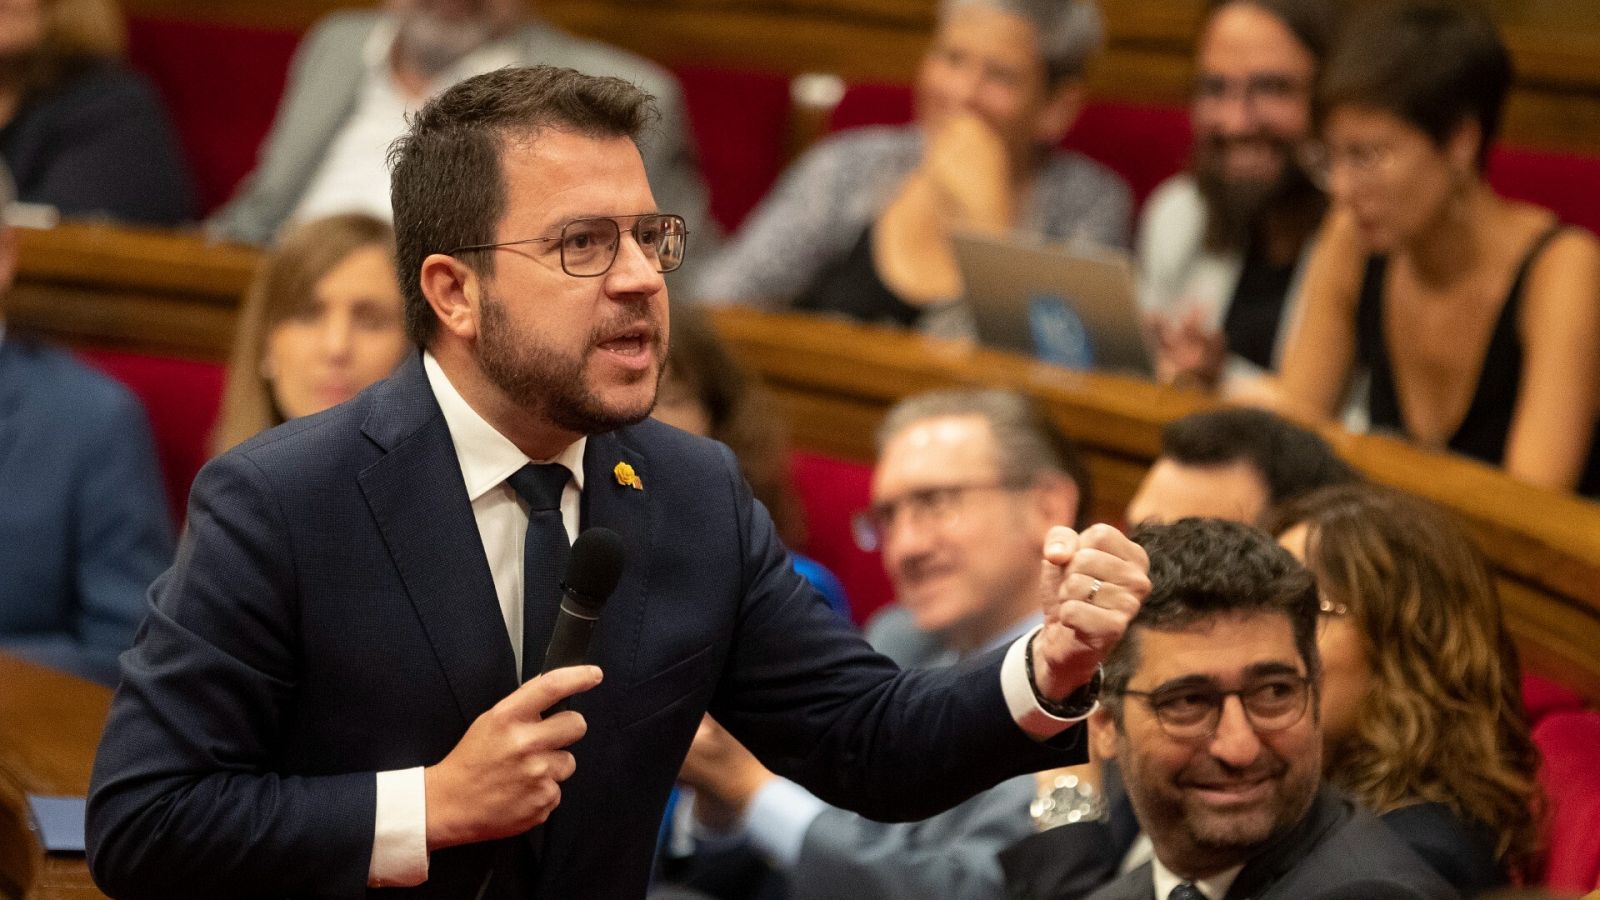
[85,66,1149,899]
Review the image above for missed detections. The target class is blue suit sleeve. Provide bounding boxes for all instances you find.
[86,453,376,899]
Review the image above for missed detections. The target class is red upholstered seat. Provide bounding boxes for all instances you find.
[672,65,794,233]
[1488,146,1600,237]
[1533,709,1600,891]
[75,349,226,525]
[126,17,300,215]
[790,451,892,623]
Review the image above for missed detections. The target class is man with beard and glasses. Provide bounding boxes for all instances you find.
[1000,519,1457,900]
[207,0,710,253]
[1138,0,1336,395]
[87,67,1153,900]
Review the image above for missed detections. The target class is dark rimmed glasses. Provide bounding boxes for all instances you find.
[1118,673,1312,740]
[445,213,688,277]
[850,480,1027,552]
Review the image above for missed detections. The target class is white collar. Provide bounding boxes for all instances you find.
[1151,856,1242,900]
[422,350,586,502]
[364,14,525,95]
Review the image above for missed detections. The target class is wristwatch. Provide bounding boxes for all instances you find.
[1025,632,1103,720]
[1030,772,1108,831]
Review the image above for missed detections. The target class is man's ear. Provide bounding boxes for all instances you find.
[1030,471,1082,530]
[1033,80,1087,147]
[1089,706,1119,762]
[418,253,483,342]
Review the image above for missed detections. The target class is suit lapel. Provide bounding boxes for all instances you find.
[575,429,653,722]
[358,354,518,725]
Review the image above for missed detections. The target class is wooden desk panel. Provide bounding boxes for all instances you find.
[0,657,111,900]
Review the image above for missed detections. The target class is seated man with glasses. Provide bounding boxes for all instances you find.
[1002,518,1457,900]
[675,388,1089,900]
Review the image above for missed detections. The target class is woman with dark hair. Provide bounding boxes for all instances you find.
[1274,0,1600,496]
[211,213,407,454]
[0,0,194,223]
[1271,482,1543,895]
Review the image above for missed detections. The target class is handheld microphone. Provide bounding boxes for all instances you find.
[540,526,625,675]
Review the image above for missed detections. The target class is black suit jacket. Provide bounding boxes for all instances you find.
[85,353,1080,899]
[1078,790,1459,900]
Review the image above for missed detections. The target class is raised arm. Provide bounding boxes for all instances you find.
[1504,228,1600,491]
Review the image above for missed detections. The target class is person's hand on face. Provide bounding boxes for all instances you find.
[1031,524,1151,700]
[918,112,1015,229]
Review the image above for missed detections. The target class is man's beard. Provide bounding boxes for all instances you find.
[395,12,499,77]
[1192,134,1325,255]
[476,292,665,436]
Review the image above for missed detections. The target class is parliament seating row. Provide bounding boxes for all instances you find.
[122,14,1600,235]
[7,223,1600,894]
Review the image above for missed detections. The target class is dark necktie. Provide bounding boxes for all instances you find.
[1168,882,1206,900]
[507,463,571,682]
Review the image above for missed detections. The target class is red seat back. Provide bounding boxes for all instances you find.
[1488,146,1600,237]
[673,65,794,233]
[76,349,226,524]
[1533,708,1600,890]
[790,452,892,624]
[126,16,301,215]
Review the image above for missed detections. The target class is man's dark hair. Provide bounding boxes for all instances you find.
[387,65,660,346]
[1317,0,1511,170]
[878,388,1093,528]
[1102,518,1320,714]
[1201,0,1338,63]
[1161,407,1357,513]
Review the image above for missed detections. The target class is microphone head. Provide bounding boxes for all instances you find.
[563,526,625,607]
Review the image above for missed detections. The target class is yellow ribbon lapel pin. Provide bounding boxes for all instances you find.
[613,461,643,491]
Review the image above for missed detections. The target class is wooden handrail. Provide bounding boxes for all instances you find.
[0,656,111,900]
[708,307,1600,704]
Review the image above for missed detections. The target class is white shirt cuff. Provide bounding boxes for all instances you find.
[741,777,828,870]
[1002,626,1099,740]
[368,767,429,887]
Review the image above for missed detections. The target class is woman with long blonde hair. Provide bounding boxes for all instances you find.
[212,213,407,455]
[1271,482,1542,894]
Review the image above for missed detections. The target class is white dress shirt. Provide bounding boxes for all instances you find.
[290,18,522,227]
[369,353,1095,886]
[368,352,584,887]
[1151,856,1242,900]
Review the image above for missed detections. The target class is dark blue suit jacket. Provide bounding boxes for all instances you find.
[86,353,1079,899]
[0,338,172,684]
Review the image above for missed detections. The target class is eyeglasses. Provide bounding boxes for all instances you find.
[1191,72,1309,114]
[851,480,1023,552]
[1299,141,1398,191]
[445,213,688,277]
[1118,673,1311,740]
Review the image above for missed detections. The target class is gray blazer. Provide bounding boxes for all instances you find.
[208,10,710,247]
[785,606,1041,900]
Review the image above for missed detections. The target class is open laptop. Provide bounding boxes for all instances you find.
[953,231,1154,377]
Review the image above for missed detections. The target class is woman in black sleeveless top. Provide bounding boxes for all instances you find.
[1274,0,1600,497]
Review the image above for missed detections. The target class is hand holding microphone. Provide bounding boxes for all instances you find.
[423,528,624,849]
